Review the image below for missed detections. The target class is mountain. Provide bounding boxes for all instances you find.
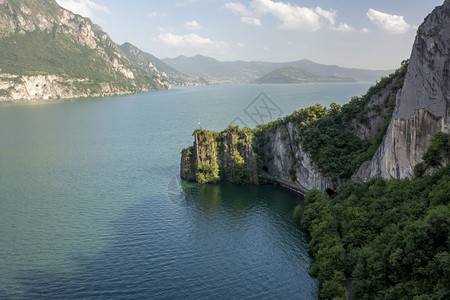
[0,0,170,101]
[163,55,270,84]
[163,55,392,84]
[119,42,204,86]
[254,66,356,84]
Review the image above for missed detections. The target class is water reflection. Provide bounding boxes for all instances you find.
[181,181,304,216]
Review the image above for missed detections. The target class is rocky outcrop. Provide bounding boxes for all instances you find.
[181,127,259,184]
[355,0,450,180]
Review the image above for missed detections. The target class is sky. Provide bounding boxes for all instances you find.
[55,0,444,70]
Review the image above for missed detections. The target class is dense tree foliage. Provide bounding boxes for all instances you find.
[302,160,450,299]
[414,132,450,177]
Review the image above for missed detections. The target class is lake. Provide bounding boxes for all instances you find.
[0,82,371,299]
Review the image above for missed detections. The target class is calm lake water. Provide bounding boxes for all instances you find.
[0,83,371,299]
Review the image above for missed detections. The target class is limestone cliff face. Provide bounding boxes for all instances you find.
[354,0,450,180]
[256,122,337,193]
[0,0,170,101]
[0,73,142,101]
[181,128,258,184]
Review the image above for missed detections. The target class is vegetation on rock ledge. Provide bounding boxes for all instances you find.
[182,126,258,184]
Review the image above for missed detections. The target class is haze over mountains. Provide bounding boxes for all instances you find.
[163,55,393,85]
[118,43,203,87]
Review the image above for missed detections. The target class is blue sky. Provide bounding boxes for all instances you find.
[55,0,444,70]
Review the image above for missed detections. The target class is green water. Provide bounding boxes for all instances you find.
[0,83,371,299]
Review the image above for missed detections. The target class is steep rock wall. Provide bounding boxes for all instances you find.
[181,128,258,184]
[355,0,450,180]
[257,122,337,194]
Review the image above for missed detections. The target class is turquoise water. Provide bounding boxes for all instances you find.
[0,83,371,299]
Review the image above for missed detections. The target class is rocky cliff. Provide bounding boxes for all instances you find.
[354,0,450,180]
[181,67,404,192]
[0,0,170,101]
[254,121,338,194]
[181,127,259,184]
[181,1,449,192]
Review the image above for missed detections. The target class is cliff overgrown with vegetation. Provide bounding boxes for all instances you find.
[253,60,407,180]
[182,62,408,187]
[181,126,259,185]
[301,135,450,299]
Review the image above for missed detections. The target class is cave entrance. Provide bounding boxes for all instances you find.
[326,188,336,196]
[262,165,269,172]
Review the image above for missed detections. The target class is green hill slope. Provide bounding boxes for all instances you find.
[0,0,170,101]
[255,66,355,84]
[119,42,203,86]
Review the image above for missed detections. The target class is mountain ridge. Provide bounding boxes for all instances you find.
[0,0,171,101]
[163,54,393,84]
[254,66,356,84]
[118,42,204,87]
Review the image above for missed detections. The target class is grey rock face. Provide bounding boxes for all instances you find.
[258,122,337,194]
[355,0,450,180]
[348,78,401,140]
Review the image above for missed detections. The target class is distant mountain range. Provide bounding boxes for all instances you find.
[254,66,356,84]
[118,43,204,86]
[163,55,393,84]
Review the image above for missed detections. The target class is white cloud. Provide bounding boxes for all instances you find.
[315,7,336,25]
[264,45,270,51]
[237,42,245,47]
[241,16,261,26]
[156,32,228,50]
[56,0,109,19]
[226,0,338,32]
[225,2,250,16]
[184,20,201,30]
[331,23,355,32]
[366,8,411,34]
[148,12,168,18]
[361,28,370,33]
[250,0,321,32]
